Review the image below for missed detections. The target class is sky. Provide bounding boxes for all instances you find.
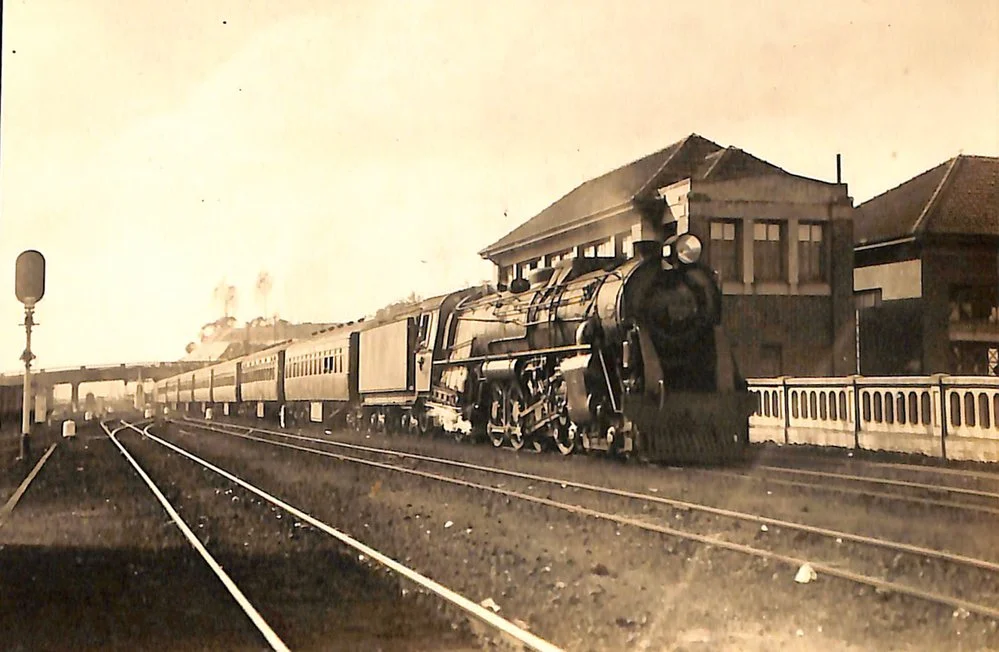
[1,0,997,373]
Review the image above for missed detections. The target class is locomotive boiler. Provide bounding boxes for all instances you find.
[427,234,753,462]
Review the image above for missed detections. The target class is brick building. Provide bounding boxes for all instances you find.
[854,155,999,375]
[479,134,856,377]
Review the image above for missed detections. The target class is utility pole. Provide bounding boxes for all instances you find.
[15,250,46,462]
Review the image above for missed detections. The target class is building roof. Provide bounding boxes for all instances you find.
[854,155,999,245]
[480,133,791,257]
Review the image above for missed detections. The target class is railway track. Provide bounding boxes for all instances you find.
[749,451,999,497]
[173,416,999,623]
[120,420,563,652]
[0,443,58,528]
[697,465,999,517]
[755,448,999,483]
[101,420,292,651]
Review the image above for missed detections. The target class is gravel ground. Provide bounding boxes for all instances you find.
[0,420,477,651]
[217,414,999,564]
[160,414,999,651]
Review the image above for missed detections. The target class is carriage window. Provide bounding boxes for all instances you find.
[417,313,432,348]
[444,314,458,348]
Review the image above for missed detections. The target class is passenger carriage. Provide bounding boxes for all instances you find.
[284,325,357,426]
[210,359,239,416]
[238,342,288,419]
[192,366,212,407]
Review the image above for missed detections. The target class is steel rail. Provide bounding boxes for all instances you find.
[187,417,999,516]
[177,418,999,573]
[125,421,564,652]
[695,469,999,516]
[758,453,999,483]
[0,443,57,528]
[754,465,999,500]
[102,422,290,652]
[174,418,999,621]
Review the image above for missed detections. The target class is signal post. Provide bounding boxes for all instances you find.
[15,250,45,461]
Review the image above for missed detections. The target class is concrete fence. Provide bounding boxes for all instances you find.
[747,375,999,462]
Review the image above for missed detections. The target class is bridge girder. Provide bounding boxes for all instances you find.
[0,362,206,388]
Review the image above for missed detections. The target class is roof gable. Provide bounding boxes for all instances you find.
[854,155,999,245]
[481,134,723,255]
[927,156,999,236]
[479,135,811,257]
[696,147,787,181]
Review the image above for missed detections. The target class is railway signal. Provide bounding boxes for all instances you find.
[15,250,45,461]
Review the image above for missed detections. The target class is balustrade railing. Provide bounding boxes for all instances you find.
[747,375,999,462]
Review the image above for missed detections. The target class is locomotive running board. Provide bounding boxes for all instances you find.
[623,391,754,465]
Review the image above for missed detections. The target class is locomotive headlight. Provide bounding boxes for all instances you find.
[675,234,703,265]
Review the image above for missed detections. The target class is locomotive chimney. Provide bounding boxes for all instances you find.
[633,240,662,261]
[630,194,669,261]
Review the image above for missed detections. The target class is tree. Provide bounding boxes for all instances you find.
[374,292,423,321]
[212,280,238,319]
[255,271,274,321]
[199,315,236,342]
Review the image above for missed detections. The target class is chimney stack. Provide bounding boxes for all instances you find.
[633,240,662,261]
[836,154,842,184]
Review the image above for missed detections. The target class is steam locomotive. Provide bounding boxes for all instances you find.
[156,234,752,463]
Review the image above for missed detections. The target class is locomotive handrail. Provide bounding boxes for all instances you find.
[434,344,592,366]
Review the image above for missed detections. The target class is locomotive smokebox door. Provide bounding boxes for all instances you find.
[15,250,46,306]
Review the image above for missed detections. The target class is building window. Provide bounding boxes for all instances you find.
[498,265,513,285]
[855,288,883,310]
[619,232,634,258]
[949,285,999,323]
[547,249,572,266]
[514,258,541,278]
[798,223,827,282]
[708,220,739,282]
[753,221,784,282]
[596,239,613,257]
